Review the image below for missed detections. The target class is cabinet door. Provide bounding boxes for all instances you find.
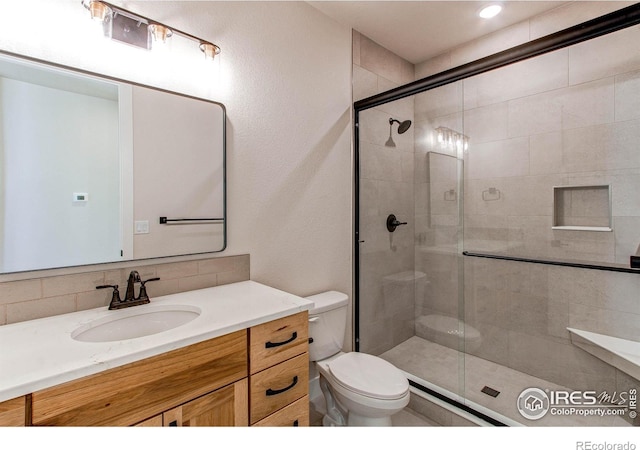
[0,396,26,426]
[164,379,248,427]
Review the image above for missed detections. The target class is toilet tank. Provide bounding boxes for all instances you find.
[305,291,348,362]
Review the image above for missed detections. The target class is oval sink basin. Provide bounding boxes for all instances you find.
[72,305,201,343]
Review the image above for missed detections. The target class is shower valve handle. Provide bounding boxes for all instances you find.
[386,214,408,232]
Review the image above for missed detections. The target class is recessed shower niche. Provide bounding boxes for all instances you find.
[552,185,612,231]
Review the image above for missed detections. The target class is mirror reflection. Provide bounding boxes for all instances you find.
[0,52,226,273]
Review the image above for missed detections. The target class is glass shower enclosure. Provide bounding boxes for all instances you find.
[354,4,640,427]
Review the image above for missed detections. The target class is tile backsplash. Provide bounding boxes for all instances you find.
[0,254,249,325]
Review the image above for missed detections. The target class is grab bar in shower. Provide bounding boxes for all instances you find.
[463,251,640,274]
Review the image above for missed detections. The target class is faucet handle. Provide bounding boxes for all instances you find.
[137,277,160,302]
[96,285,122,309]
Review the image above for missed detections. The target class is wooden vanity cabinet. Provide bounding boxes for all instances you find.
[135,379,248,427]
[31,330,247,426]
[18,310,310,427]
[249,311,309,426]
[0,396,27,426]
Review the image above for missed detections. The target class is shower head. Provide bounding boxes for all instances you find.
[389,118,412,134]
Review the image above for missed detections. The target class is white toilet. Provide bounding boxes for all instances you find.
[306,291,410,426]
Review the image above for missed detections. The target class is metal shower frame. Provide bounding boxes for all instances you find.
[352,3,640,424]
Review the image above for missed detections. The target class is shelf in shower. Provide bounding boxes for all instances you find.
[568,328,640,382]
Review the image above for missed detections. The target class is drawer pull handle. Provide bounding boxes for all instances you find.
[266,376,298,396]
[265,331,297,348]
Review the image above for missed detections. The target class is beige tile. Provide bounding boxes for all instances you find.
[561,120,640,172]
[376,75,398,95]
[178,273,218,292]
[415,81,463,121]
[359,34,407,85]
[145,278,181,298]
[155,261,198,280]
[463,49,568,110]
[415,52,452,79]
[352,64,378,102]
[42,272,105,298]
[359,108,394,147]
[613,216,640,264]
[377,92,413,129]
[463,102,509,145]
[0,279,42,305]
[197,255,245,275]
[0,305,6,325]
[450,21,530,67]
[217,268,250,286]
[6,294,76,324]
[77,288,111,311]
[569,24,640,85]
[407,394,453,426]
[529,131,563,175]
[467,137,529,180]
[391,407,439,426]
[400,58,415,84]
[507,78,614,139]
[530,2,634,40]
[609,171,640,217]
[352,29,360,66]
[508,330,617,392]
[615,69,640,121]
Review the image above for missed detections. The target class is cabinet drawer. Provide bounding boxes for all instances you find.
[32,330,247,426]
[0,396,26,426]
[249,311,308,374]
[252,395,309,427]
[250,353,308,424]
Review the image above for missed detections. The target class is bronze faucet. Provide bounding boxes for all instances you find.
[96,271,160,310]
[124,271,141,301]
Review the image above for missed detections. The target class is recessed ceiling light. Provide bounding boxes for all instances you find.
[479,4,503,19]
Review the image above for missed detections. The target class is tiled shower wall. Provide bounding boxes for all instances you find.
[353,30,418,355]
[414,1,640,396]
[0,255,249,326]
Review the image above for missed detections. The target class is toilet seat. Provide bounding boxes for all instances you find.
[328,353,409,400]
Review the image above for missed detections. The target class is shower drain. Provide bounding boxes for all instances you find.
[481,386,501,398]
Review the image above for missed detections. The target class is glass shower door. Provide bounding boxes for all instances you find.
[356,85,467,403]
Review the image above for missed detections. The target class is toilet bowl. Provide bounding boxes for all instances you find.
[306,291,410,426]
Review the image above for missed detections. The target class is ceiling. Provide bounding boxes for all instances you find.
[308,1,573,64]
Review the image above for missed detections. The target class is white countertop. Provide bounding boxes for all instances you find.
[0,280,313,403]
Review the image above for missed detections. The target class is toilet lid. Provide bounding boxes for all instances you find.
[328,353,408,400]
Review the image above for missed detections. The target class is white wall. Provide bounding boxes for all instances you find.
[1,77,120,272]
[0,1,353,303]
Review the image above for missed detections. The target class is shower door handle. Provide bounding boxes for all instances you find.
[386,214,408,232]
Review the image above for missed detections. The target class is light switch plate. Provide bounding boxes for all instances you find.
[135,220,149,234]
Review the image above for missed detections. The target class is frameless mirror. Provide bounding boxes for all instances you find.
[0,51,226,273]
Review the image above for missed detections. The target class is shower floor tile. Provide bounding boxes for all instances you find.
[380,336,631,427]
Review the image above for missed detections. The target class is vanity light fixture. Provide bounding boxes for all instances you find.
[149,24,173,44]
[80,0,220,61]
[478,4,503,19]
[200,42,221,61]
[82,0,110,22]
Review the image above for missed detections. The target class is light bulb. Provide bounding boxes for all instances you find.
[479,4,502,19]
